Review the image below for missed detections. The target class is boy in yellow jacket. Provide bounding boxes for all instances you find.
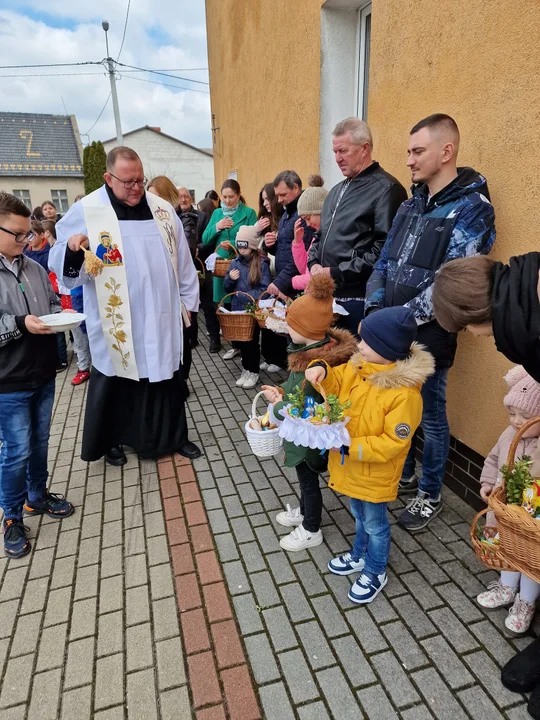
[305,307,434,604]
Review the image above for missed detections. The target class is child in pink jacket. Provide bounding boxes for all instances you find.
[291,185,328,292]
[477,366,540,635]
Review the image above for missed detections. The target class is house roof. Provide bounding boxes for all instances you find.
[0,112,83,177]
[102,126,213,158]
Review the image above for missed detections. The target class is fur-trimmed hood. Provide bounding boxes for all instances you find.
[350,342,435,389]
[288,327,357,373]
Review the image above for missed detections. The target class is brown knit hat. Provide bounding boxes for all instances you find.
[286,275,335,341]
[236,225,260,250]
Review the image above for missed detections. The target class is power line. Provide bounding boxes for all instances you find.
[117,62,209,85]
[121,74,209,94]
[116,0,132,62]
[0,72,106,78]
[0,61,101,70]
[83,92,112,135]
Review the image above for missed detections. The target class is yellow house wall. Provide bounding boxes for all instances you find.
[367,0,540,457]
[205,0,323,210]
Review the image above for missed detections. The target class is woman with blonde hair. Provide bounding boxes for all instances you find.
[147,176,180,209]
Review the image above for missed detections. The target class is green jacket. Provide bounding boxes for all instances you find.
[273,328,358,473]
[202,203,258,303]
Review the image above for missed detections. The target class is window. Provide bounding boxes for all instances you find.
[13,190,31,210]
[189,189,195,201]
[356,3,372,120]
[51,190,68,214]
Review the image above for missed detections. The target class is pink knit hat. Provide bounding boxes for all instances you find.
[503,366,540,416]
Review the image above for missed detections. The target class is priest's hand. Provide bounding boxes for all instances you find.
[68,234,89,252]
[25,315,55,335]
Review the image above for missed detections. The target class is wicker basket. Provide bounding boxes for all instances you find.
[470,508,513,572]
[488,416,540,583]
[245,391,283,458]
[217,292,256,342]
[195,257,206,287]
[254,291,276,329]
[213,243,238,278]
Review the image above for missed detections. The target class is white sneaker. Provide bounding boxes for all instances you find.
[242,372,259,389]
[235,370,248,387]
[266,364,283,373]
[505,594,536,635]
[348,571,388,604]
[477,581,518,609]
[260,361,269,371]
[280,525,323,552]
[223,348,240,360]
[328,552,366,576]
[276,504,304,527]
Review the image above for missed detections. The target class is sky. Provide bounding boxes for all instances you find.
[0,1,212,149]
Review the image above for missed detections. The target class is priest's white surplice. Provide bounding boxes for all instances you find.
[49,187,199,383]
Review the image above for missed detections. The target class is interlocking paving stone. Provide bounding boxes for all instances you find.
[317,666,361,718]
[413,667,469,719]
[357,684,399,719]
[244,633,281,684]
[371,650,420,707]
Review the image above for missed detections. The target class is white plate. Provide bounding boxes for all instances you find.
[38,313,87,333]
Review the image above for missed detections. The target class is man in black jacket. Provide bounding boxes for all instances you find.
[0,192,74,560]
[308,117,407,334]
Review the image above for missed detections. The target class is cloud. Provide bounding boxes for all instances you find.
[0,3,211,148]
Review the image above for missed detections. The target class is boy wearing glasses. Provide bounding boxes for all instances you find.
[0,192,74,558]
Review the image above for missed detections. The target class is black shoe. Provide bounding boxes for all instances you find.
[177,441,202,459]
[502,636,540,693]
[209,338,222,353]
[398,491,442,532]
[56,362,68,373]
[3,519,31,559]
[190,339,199,349]
[182,381,191,399]
[398,474,419,495]
[105,446,127,466]
[529,682,540,719]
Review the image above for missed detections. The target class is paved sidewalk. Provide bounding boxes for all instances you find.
[0,335,536,719]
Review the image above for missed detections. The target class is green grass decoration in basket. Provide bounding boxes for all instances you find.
[501,456,534,505]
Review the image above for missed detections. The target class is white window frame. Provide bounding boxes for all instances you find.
[13,189,32,210]
[51,190,69,214]
[355,2,372,121]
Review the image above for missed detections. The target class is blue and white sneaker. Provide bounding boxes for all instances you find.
[328,552,365,576]
[348,571,388,604]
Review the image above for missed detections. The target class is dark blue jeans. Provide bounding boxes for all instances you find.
[335,300,365,338]
[402,367,450,500]
[350,498,390,576]
[0,380,55,519]
[56,332,67,366]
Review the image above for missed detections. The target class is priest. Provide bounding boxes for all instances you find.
[49,146,201,466]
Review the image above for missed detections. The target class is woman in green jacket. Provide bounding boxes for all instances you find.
[202,179,257,305]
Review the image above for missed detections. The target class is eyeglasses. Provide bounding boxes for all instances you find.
[0,225,35,244]
[109,173,147,190]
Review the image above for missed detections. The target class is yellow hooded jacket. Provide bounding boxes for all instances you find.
[312,343,435,503]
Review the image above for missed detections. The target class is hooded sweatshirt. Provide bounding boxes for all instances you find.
[365,167,496,367]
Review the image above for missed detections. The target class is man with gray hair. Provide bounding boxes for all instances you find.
[308,117,406,333]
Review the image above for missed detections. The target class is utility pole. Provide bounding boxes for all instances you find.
[102,21,123,146]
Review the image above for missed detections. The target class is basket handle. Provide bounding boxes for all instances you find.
[216,242,239,258]
[301,378,330,413]
[251,390,268,420]
[257,291,277,310]
[218,291,256,310]
[194,256,205,275]
[506,416,540,471]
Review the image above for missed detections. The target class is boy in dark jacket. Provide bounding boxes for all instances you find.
[262,275,357,552]
[0,192,74,559]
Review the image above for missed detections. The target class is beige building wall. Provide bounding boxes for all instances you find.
[366,0,540,455]
[205,0,323,209]
[0,177,84,209]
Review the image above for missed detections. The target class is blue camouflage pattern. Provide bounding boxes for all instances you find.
[365,167,496,324]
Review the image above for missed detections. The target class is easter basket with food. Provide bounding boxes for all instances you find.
[485,417,540,582]
[212,243,239,278]
[254,292,288,331]
[245,391,283,458]
[276,381,351,452]
[217,292,257,342]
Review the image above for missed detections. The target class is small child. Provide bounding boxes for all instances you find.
[223,225,271,389]
[476,366,540,635]
[263,275,357,551]
[305,307,434,603]
[291,185,328,292]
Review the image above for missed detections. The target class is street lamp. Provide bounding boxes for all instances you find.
[102,20,123,146]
